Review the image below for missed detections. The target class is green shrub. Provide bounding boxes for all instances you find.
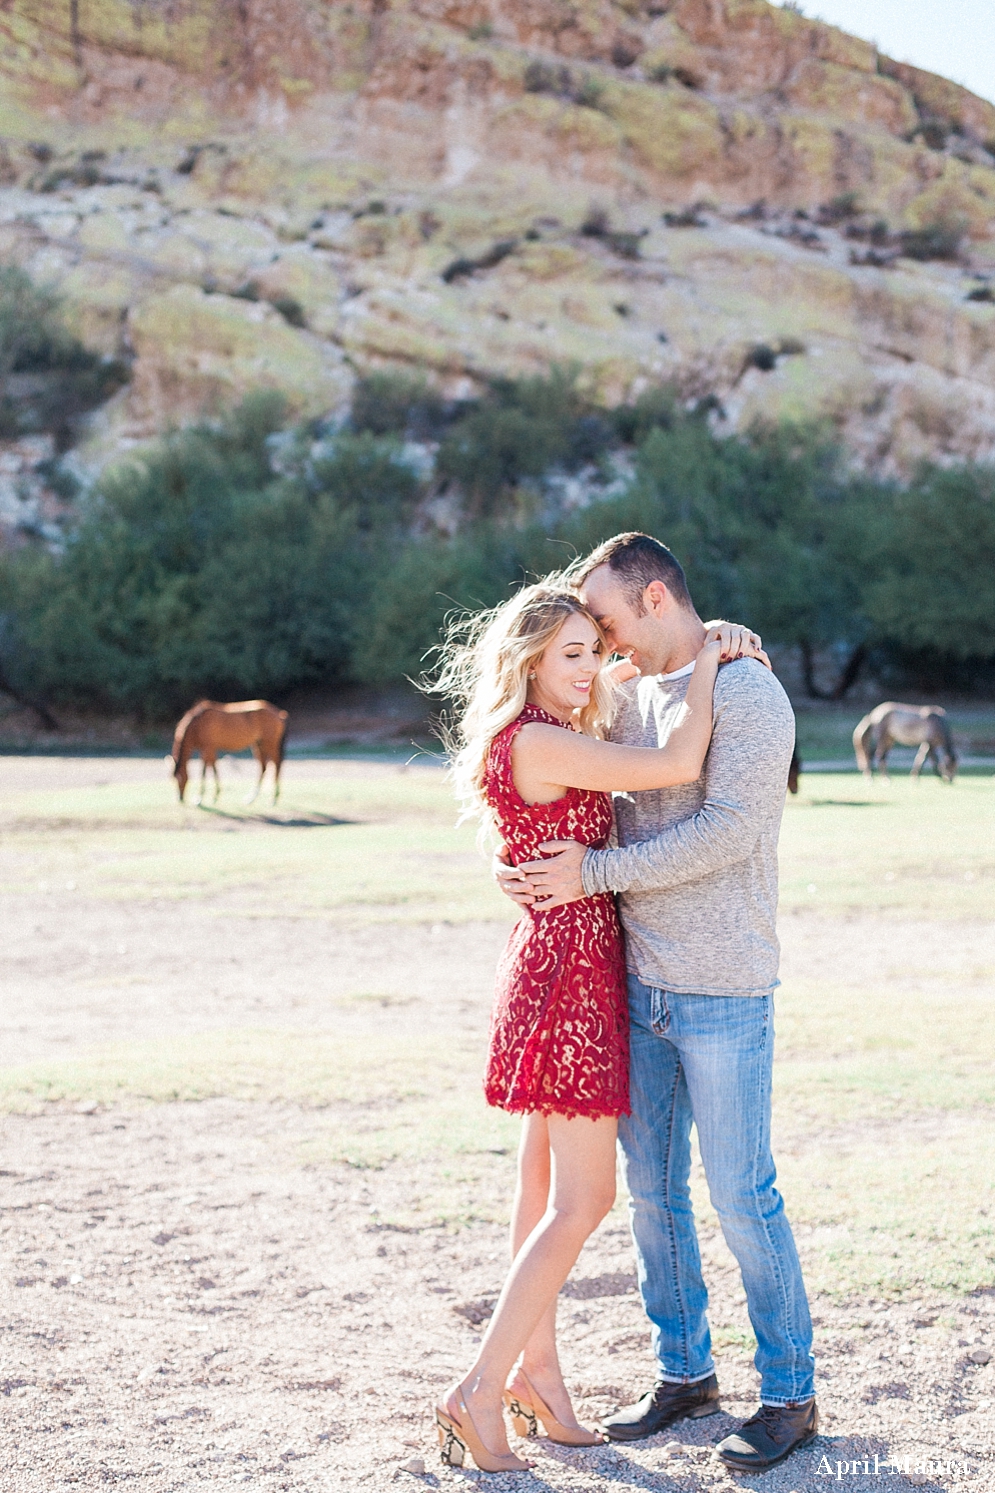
[899,217,965,261]
[435,368,613,512]
[0,264,128,447]
[861,464,995,656]
[360,533,517,685]
[308,431,421,533]
[2,370,994,717]
[522,62,606,110]
[610,385,678,445]
[0,395,363,713]
[557,415,866,675]
[350,370,448,439]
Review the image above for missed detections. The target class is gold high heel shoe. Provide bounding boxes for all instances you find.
[503,1369,607,1447]
[436,1388,534,1474]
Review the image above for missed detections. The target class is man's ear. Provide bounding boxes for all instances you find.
[643,579,670,616]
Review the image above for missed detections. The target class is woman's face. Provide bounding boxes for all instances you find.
[528,612,603,722]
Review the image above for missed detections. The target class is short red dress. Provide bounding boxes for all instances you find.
[482,704,629,1121]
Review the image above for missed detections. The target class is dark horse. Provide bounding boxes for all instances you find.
[853,702,957,783]
[170,700,288,804]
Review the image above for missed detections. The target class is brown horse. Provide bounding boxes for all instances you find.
[853,702,957,783]
[170,700,288,805]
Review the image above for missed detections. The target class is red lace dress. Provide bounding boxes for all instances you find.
[482,704,629,1120]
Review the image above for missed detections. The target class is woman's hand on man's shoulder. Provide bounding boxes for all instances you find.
[702,621,771,670]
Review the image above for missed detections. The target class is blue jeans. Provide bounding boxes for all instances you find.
[618,973,815,1406]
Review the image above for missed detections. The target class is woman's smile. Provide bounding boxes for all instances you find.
[526,616,605,722]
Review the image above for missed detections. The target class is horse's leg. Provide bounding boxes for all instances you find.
[200,751,219,803]
[197,755,208,807]
[175,746,189,803]
[943,726,958,783]
[273,723,286,805]
[877,738,891,783]
[246,743,264,806]
[911,742,930,782]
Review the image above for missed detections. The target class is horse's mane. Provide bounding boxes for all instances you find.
[171,700,215,754]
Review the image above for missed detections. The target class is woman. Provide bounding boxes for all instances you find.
[432,581,767,1473]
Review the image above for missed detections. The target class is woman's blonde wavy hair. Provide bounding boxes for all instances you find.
[432,576,617,834]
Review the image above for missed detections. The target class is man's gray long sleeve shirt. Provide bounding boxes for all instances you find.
[580,659,795,997]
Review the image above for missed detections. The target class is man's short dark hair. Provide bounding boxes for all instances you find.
[572,532,695,614]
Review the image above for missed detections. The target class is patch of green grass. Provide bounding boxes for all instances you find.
[0,822,507,922]
[780,773,994,917]
[1,769,991,922]
[794,703,995,763]
[773,973,995,1123]
[0,763,457,830]
[337,991,420,1008]
[0,1029,458,1108]
[699,1116,995,1298]
[794,707,864,762]
[5,976,994,1287]
[0,765,513,923]
[0,1026,522,1226]
[2,758,994,1287]
[712,1326,758,1352]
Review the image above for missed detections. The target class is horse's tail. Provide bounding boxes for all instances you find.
[848,716,872,776]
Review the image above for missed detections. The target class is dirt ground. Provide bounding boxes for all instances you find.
[1,758,993,1493]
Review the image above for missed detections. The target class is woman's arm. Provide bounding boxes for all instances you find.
[513,641,724,799]
[512,622,770,802]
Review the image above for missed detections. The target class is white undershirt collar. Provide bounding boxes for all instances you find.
[657,660,696,682]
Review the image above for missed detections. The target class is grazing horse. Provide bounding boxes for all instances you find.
[852,702,957,783]
[170,700,288,805]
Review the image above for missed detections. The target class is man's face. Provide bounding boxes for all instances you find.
[580,564,673,675]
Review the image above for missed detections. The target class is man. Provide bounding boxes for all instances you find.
[497,532,817,1473]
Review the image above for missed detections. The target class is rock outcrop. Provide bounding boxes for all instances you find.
[0,0,993,474]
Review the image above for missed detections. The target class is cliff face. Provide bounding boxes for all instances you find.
[1,0,994,476]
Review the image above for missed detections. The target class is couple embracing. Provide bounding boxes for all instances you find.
[434,532,817,1476]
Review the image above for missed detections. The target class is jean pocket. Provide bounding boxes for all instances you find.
[650,988,670,1036]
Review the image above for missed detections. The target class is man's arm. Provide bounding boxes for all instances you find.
[518,665,793,906]
[583,666,792,895]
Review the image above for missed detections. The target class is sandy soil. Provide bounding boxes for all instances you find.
[1,759,993,1492]
[4,1093,994,1493]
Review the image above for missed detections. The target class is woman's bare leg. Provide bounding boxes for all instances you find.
[507,1116,592,1429]
[444,1112,617,1457]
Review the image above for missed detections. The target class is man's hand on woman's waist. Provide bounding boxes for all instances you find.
[494,840,588,909]
[492,844,537,908]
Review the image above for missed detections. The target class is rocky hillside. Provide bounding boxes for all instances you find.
[1,0,995,492]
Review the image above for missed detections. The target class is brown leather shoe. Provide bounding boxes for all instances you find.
[717,1399,819,1470]
[602,1375,721,1442]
